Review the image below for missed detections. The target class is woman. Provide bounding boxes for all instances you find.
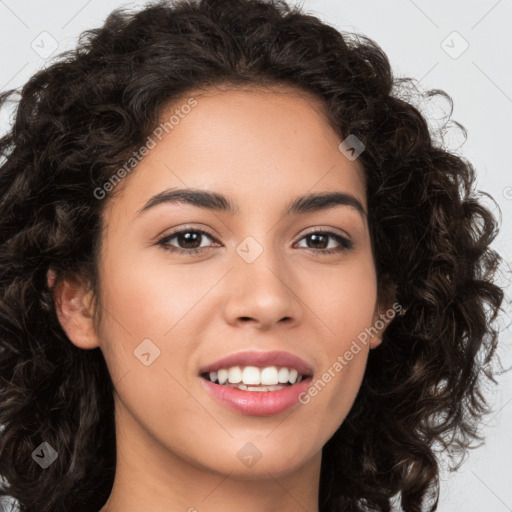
[0,0,505,511]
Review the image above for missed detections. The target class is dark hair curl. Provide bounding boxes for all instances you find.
[0,0,506,511]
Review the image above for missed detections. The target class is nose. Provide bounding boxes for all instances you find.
[222,247,303,330]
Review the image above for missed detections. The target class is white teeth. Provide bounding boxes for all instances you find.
[217,369,228,385]
[228,367,242,384]
[205,365,306,386]
[261,366,279,385]
[277,367,289,383]
[223,382,287,392]
[242,366,261,385]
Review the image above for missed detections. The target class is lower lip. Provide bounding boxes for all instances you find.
[199,376,312,416]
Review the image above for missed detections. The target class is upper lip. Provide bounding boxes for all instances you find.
[199,350,314,377]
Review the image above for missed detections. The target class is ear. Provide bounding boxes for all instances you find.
[369,304,386,350]
[50,272,100,350]
[369,278,398,350]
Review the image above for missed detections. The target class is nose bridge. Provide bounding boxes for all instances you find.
[235,232,290,295]
[223,231,301,327]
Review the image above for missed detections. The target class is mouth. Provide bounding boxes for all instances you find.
[198,368,314,416]
[198,350,314,385]
[199,366,310,392]
[197,350,314,414]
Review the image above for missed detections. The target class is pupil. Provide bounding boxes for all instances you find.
[179,232,201,249]
[309,233,327,249]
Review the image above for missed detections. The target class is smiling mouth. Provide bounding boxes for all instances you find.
[199,372,307,392]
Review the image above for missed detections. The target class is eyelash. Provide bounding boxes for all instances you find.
[156,227,353,255]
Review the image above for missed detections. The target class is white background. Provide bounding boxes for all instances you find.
[0,1,511,511]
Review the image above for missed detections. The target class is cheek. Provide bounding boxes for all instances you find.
[95,240,224,389]
[312,251,378,345]
[305,338,370,439]
[318,349,369,439]
[95,254,202,431]
[303,255,376,427]
[99,240,210,334]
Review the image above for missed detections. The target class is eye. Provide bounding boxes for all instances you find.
[294,229,353,254]
[156,227,353,255]
[157,227,220,254]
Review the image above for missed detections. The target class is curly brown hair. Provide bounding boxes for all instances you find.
[0,0,506,511]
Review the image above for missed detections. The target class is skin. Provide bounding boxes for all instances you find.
[53,85,393,512]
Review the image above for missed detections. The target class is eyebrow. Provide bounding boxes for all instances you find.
[136,188,367,219]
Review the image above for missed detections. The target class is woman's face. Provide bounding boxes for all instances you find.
[62,86,390,482]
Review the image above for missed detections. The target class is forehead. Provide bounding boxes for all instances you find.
[104,85,367,219]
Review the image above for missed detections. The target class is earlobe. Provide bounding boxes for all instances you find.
[369,301,393,350]
[52,275,100,350]
[369,336,382,349]
[47,268,56,289]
